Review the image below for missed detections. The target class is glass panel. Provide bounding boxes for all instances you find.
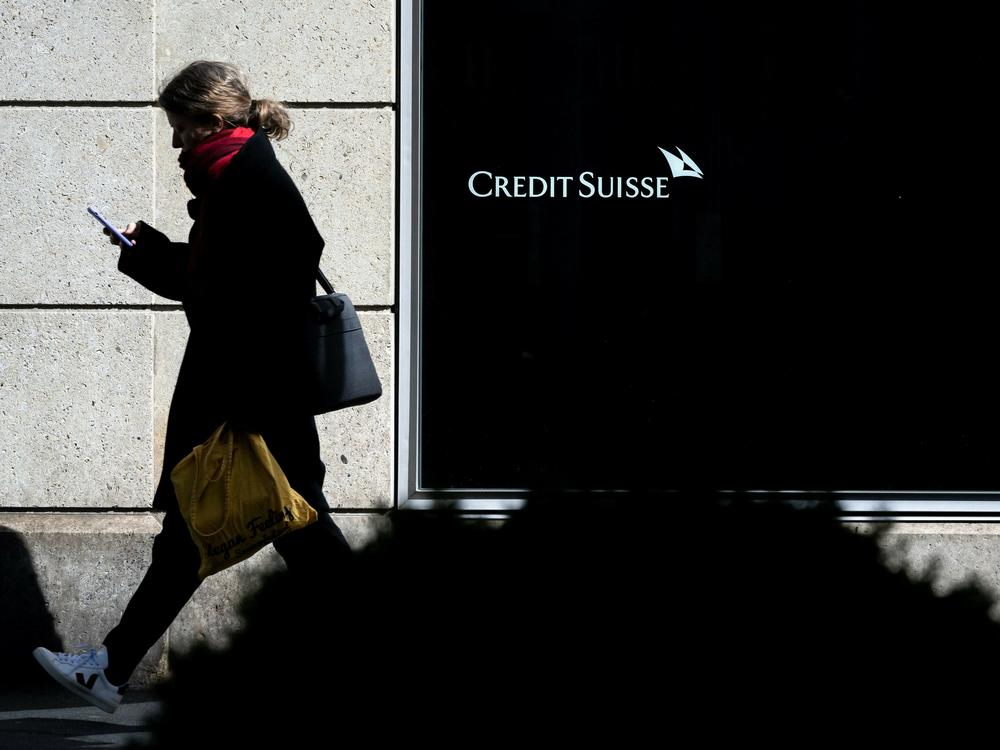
[419,1,996,492]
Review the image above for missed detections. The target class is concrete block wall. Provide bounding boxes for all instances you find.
[856,523,1000,622]
[0,0,395,685]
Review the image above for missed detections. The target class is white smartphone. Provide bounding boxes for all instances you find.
[87,206,135,248]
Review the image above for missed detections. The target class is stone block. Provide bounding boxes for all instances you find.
[280,109,395,306]
[316,312,393,509]
[0,107,154,305]
[0,513,165,687]
[150,109,187,291]
[853,522,1000,621]
[0,0,154,100]
[152,312,189,486]
[156,0,394,103]
[168,512,390,655]
[166,546,284,658]
[0,311,153,509]
[153,107,394,306]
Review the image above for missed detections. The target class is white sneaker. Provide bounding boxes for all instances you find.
[32,645,129,714]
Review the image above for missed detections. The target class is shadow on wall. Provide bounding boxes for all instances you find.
[0,526,63,688]
[136,490,1000,744]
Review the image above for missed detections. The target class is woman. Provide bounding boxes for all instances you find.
[32,60,353,713]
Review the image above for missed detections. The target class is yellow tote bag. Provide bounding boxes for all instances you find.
[170,421,318,578]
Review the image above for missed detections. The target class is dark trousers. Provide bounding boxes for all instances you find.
[101,503,352,686]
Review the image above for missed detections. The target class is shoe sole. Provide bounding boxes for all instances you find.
[32,647,120,714]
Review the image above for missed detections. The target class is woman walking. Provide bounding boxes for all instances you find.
[33,60,353,713]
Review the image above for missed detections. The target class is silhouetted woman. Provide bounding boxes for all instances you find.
[33,60,352,712]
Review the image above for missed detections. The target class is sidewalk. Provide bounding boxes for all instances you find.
[0,686,161,749]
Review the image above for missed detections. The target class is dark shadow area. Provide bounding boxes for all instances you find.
[0,718,150,750]
[0,687,158,714]
[134,491,1000,745]
[0,526,64,693]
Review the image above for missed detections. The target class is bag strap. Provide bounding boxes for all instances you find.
[317,268,335,295]
[189,423,234,537]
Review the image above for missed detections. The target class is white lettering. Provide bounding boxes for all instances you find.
[597,176,616,199]
[468,171,493,198]
[468,171,676,199]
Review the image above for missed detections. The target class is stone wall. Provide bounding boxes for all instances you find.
[0,0,395,685]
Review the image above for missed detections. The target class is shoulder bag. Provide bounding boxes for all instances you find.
[305,268,383,415]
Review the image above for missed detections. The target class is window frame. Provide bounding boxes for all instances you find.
[395,0,1000,521]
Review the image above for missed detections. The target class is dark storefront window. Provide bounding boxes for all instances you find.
[414,1,995,498]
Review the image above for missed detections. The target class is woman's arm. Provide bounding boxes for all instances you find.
[116,221,190,301]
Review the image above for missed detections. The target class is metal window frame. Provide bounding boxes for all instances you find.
[395,0,1000,521]
[397,0,527,515]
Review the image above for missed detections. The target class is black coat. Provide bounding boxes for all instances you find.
[118,128,331,513]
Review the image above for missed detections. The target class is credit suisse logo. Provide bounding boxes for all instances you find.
[468,146,703,200]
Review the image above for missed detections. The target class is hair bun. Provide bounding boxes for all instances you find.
[159,61,291,140]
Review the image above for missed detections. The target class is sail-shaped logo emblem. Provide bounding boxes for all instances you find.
[659,146,704,179]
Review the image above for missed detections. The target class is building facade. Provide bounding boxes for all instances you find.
[1,0,394,684]
[2,1,999,685]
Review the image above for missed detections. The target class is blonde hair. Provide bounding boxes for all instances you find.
[157,60,292,141]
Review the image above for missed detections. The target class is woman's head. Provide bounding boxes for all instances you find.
[157,60,292,145]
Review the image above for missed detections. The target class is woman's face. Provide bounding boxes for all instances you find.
[165,110,223,152]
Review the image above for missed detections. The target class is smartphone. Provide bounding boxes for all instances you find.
[87,206,135,248]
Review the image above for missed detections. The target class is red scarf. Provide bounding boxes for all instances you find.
[178,126,254,277]
[178,126,255,197]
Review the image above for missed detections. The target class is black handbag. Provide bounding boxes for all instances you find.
[304,268,383,415]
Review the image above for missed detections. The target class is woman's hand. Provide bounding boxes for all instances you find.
[103,222,141,247]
